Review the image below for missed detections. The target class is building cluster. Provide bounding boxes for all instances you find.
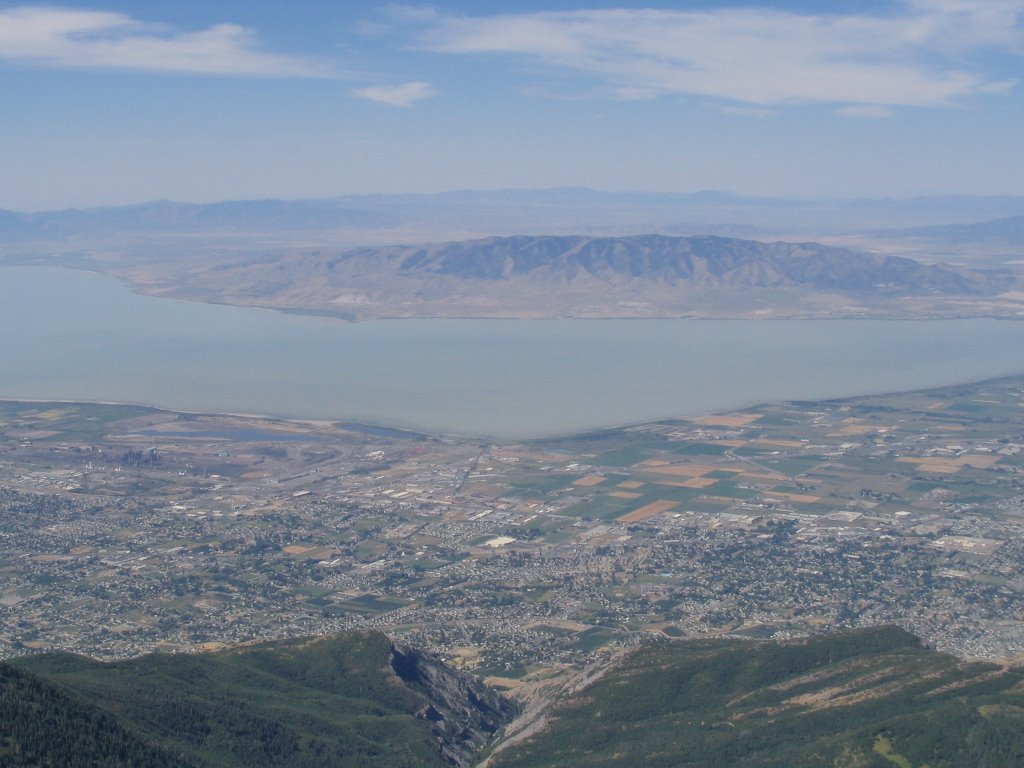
[2,379,1024,675]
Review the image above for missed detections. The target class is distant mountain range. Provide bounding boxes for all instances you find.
[5,626,1024,768]
[148,233,1016,320]
[2,200,1020,319]
[3,188,1024,242]
[0,199,392,241]
[337,234,1004,294]
[885,214,1024,246]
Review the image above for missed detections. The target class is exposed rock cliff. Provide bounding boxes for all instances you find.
[390,642,518,767]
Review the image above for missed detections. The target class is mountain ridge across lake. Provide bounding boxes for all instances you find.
[88,233,1022,321]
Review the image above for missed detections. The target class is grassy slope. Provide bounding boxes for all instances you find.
[493,626,1024,768]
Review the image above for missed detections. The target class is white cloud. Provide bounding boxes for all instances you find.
[352,80,435,106]
[0,5,333,76]
[398,2,1024,109]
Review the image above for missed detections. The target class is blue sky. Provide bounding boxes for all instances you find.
[1,1,1022,210]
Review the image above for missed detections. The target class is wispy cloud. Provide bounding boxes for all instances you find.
[720,105,778,118]
[0,5,333,76]
[837,105,895,118]
[395,2,1023,110]
[352,80,435,106]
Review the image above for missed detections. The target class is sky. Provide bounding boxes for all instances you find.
[1,0,1023,210]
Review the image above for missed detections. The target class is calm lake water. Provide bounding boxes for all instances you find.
[3,266,1024,438]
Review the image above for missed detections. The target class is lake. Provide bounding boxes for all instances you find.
[3,266,1024,438]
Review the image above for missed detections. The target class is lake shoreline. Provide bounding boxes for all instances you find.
[6,266,1024,438]
[6,369,1024,444]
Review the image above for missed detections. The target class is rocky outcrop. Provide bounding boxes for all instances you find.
[390,642,518,767]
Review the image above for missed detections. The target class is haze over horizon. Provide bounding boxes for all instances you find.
[2,0,1023,211]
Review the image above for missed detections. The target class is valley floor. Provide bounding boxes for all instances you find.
[2,376,1024,682]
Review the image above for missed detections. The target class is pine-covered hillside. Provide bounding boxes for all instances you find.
[8,631,515,768]
[491,626,1024,768]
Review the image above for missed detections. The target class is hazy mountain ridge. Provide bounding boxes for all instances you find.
[0,200,391,240]
[2,195,1021,318]
[4,189,1024,243]
[885,214,1024,245]
[337,234,1006,294]
[189,232,1012,320]
[67,231,1021,321]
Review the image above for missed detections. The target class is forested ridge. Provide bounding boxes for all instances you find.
[5,627,1024,768]
[0,662,194,767]
[491,627,1024,768]
[5,631,512,768]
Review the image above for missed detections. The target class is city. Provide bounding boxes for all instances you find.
[3,375,1024,693]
